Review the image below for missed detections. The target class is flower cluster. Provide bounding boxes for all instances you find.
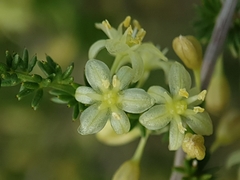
[88,16,168,83]
[75,16,213,166]
[75,59,154,135]
[139,62,212,150]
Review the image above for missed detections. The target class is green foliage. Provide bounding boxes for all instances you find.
[226,150,240,169]
[0,49,82,120]
[174,152,219,180]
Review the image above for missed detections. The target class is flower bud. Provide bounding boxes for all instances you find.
[205,57,230,116]
[172,35,202,70]
[182,133,206,160]
[211,109,240,152]
[96,121,140,146]
[112,160,140,180]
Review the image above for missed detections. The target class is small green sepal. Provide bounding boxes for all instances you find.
[62,63,74,80]
[46,54,57,70]
[1,73,20,87]
[31,89,43,110]
[16,88,35,100]
[38,61,55,76]
[72,103,80,120]
[0,62,8,73]
[27,55,37,73]
[22,82,40,89]
[31,74,42,83]
[12,54,21,70]
[22,48,29,70]
[5,51,13,68]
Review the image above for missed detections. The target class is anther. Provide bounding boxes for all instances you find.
[123,16,131,27]
[198,90,207,101]
[179,88,189,98]
[193,106,205,113]
[112,112,121,120]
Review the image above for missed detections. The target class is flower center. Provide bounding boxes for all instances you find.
[167,100,187,115]
[102,90,119,107]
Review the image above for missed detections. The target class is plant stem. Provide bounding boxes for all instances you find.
[132,131,149,162]
[201,0,238,90]
[170,0,237,179]
[170,148,185,180]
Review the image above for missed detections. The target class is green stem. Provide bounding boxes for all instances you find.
[132,131,149,162]
[48,83,76,96]
[193,68,201,89]
[16,71,76,96]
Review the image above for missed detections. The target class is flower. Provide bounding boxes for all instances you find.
[211,109,240,152]
[96,121,141,146]
[135,43,171,87]
[172,35,202,70]
[112,160,140,180]
[75,59,154,135]
[205,57,230,116]
[139,62,213,150]
[182,133,206,160]
[88,16,167,83]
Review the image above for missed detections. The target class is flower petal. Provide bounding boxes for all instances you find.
[105,39,129,55]
[129,51,144,83]
[120,88,154,113]
[184,111,213,135]
[96,121,140,145]
[168,62,191,96]
[137,43,168,61]
[75,86,101,104]
[95,22,119,39]
[115,66,134,90]
[85,59,111,92]
[147,86,169,104]
[139,105,172,130]
[110,108,130,134]
[88,40,106,59]
[78,103,110,135]
[169,120,185,150]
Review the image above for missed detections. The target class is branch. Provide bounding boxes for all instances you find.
[201,0,238,90]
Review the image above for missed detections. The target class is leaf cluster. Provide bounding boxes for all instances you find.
[173,151,219,180]
[0,49,83,120]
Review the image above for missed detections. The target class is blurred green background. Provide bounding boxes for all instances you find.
[1,0,234,179]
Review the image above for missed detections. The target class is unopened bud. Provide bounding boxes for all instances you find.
[182,133,206,160]
[112,160,140,180]
[211,109,240,152]
[96,121,140,146]
[205,57,230,116]
[172,35,202,70]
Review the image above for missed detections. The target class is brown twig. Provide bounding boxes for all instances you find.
[201,0,238,90]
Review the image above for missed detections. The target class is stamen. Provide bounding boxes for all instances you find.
[133,19,141,29]
[179,88,189,98]
[193,106,205,113]
[178,121,187,134]
[102,79,110,89]
[102,20,113,39]
[112,75,120,88]
[136,29,146,42]
[198,90,207,101]
[112,112,121,120]
[123,16,131,27]
[126,26,133,36]
[102,20,111,29]
[175,115,187,134]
